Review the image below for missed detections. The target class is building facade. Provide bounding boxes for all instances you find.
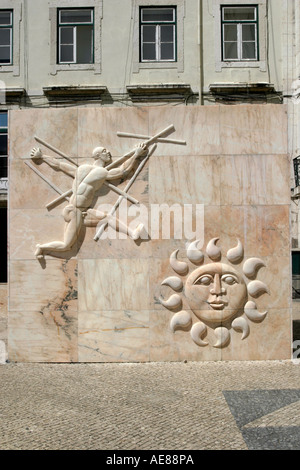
[0,0,298,361]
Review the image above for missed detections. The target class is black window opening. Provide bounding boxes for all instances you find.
[140,6,177,62]
[0,10,13,65]
[221,5,258,61]
[292,252,300,299]
[0,111,8,179]
[0,207,7,283]
[57,8,94,64]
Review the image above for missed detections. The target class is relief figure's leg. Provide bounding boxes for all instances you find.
[35,206,82,258]
[85,209,145,240]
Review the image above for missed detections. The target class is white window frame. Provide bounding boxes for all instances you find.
[140,7,176,63]
[0,11,13,66]
[49,0,102,75]
[0,1,22,77]
[221,5,258,61]
[214,0,267,72]
[58,26,76,64]
[0,110,8,181]
[58,8,94,65]
[132,0,185,73]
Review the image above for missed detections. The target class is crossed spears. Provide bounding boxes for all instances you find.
[23,124,186,241]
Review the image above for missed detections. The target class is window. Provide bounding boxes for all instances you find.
[140,7,176,62]
[292,252,300,300]
[0,207,7,283]
[0,112,8,179]
[221,5,258,61]
[58,8,94,64]
[0,10,12,65]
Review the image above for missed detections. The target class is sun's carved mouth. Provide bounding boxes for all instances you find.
[208,300,227,310]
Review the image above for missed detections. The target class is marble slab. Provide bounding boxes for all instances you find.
[219,155,291,206]
[219,105,288,155]
[148,105,221,156]
[220,309,292,361]
[9,108,78,161]
[0,284,7,349]
[8,259,78,362]
[77,107,149,159]
[78,259,150,312]
[8,309,78,362]
[78,310,149,362]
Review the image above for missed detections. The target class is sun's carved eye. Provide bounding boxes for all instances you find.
[194,275,213,286]
[221,275,237,285]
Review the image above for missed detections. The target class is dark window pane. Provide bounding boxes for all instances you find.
[293,252,300,275]
[223,7,256,21]
[76,25,93,63]
[142,25,156,42]
[0,11,12,26]
[0,156,7,177]
[0,112,7,128]
[60,44,74,62]
[242,42,256,59]
[160,25,174,42]
[0,207,7,283]
[60,27,74,45]
[242,24,256,41]
[0,46,10,63]
[292,253,300,299]
[142,43,156,60]
[60,9,92,24]
[224,42,238,59]
[0,29,11,46]
[224,24,237,42]
[142,8,174,22]
[0,134,7,155]
[160,42,174,60]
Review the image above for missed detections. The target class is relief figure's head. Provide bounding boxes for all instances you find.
[92,147,112,165]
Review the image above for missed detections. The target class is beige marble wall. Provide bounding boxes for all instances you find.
[8,105,291,362]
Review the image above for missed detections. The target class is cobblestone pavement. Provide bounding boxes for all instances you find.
[0,360,300,451]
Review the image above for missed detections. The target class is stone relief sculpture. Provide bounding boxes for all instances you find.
[25,125,184,259]
[30,144,148,259]
[160,238,269,348]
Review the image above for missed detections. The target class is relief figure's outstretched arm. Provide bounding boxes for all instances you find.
[30,147,76,178]
[106,143,148,181]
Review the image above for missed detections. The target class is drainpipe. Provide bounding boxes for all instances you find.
[198,0,203,105]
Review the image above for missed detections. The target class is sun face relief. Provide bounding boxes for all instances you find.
[185,262,248,323]
[160,238,270,349]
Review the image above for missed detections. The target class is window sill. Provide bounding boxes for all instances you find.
[209,82,275,93]
[127,83,192,101]
[55,63,95,71]
[43,85,107,102]
[135,61,179,71]
[0,64,19,76]
[216,60,266,72]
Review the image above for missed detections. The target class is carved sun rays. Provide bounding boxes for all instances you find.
[160,238,269,349]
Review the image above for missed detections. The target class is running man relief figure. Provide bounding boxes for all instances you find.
[30,143,148,259]
[27,124,181,259]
